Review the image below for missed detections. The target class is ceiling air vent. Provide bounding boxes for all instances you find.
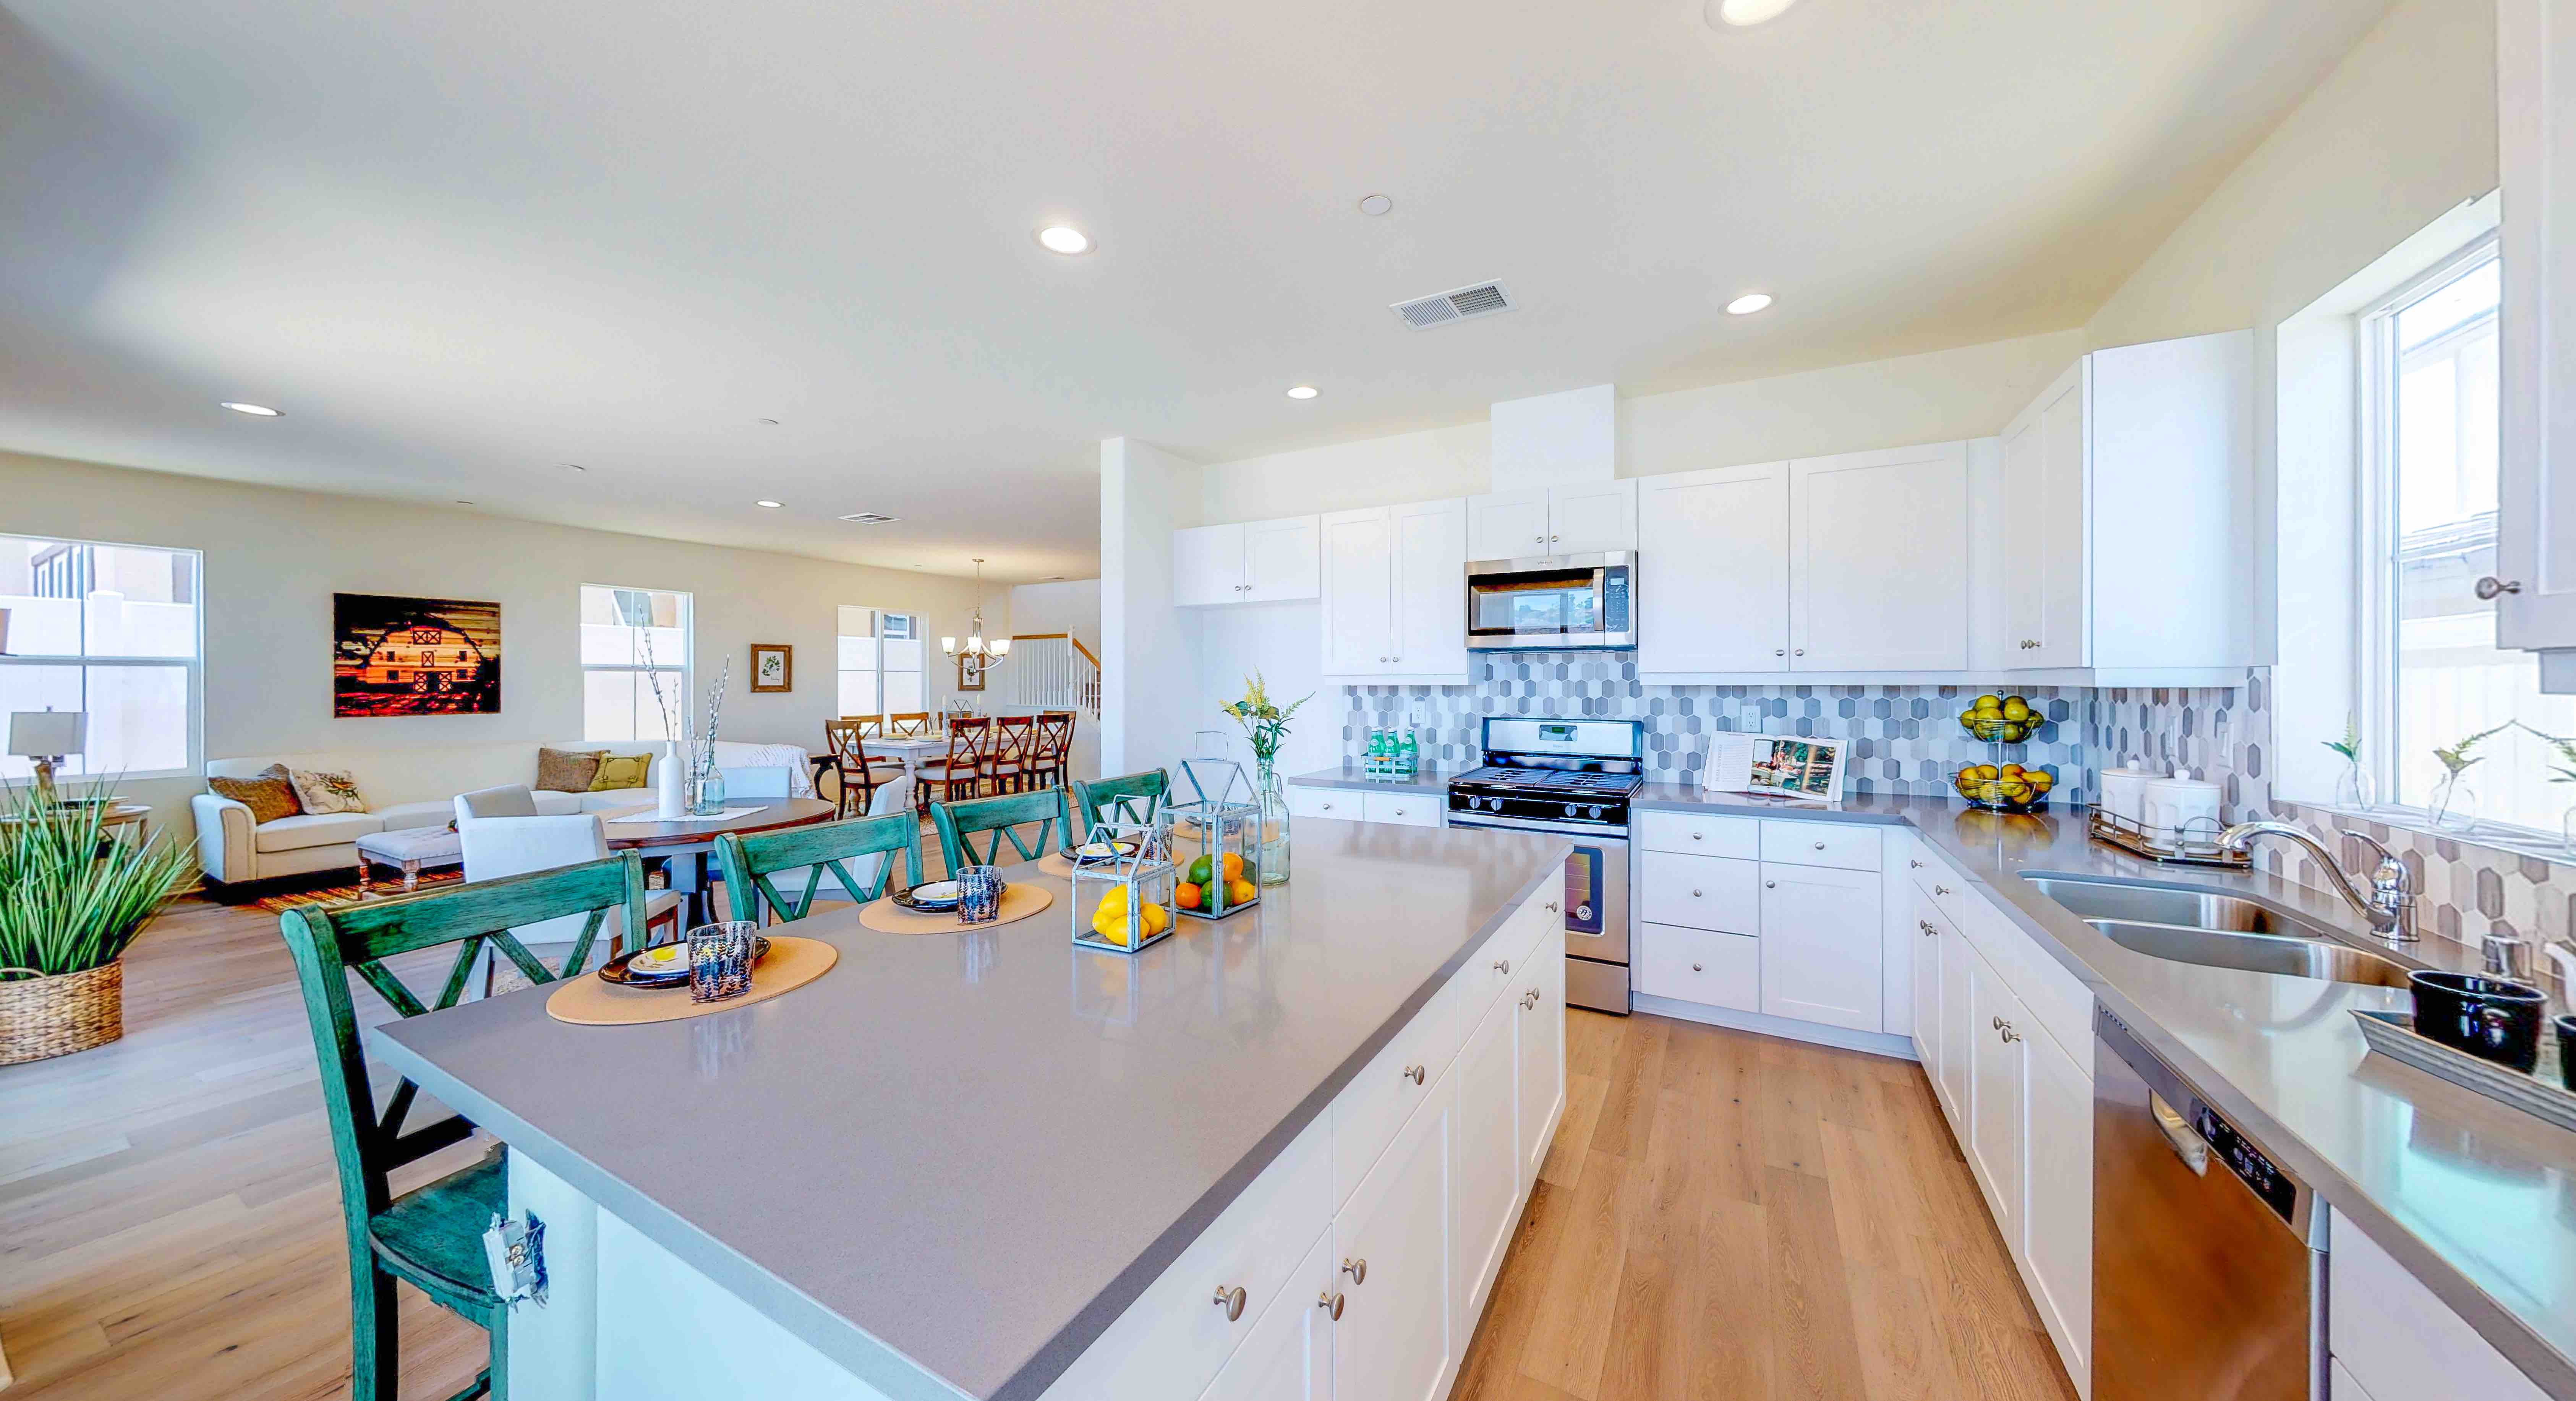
[838,511,901,524]
[1391,281,1515,330]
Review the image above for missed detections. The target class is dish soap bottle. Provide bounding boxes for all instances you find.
[1397,724,1419,777]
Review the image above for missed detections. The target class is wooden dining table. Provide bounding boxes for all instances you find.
[810,731,955,804]
[599,798,838,928]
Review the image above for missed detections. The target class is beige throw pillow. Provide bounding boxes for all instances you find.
[208,764,301,824]
[288,768,368,815]
[536,747,608,793]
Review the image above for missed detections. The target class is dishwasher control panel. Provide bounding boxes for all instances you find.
[2190,1100,2297,1224]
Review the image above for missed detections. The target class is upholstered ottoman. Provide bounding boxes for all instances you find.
[353,826,464,895]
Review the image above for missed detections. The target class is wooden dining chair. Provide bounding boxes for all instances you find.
[918,717,988,811]
[886,712,933,738]
[277,852,652,1401]
[929,789,1076,873]
[1074,769,1170,835]
[1030,712,1076,790]
[988,715,1035,793]
[715,812,923,924]
[822,719,898,817]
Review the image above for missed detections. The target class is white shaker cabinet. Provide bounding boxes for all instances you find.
[1174,516,1322,606]
[1197,1231,1336,1401]
[1638,463,1792,672]
[1999,362,2090,669]
[1465,489,1550,560]
[1332,1069,1456,1401]
[1910,887,1951,1118]
[1319,500,1467,683]
[1465,482,1636,559]
[1963,945,2027,1249]
[1789,443,1970,671]
[2023,1023,2093,1395]
[1756,861,1883,1031]
[1514,948,1565,1185]
[2498,0,2576,678]
[1452,992,1520,1327]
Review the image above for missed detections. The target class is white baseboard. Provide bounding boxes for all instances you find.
[1631,994,1921,1061]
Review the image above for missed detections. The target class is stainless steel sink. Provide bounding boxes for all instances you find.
[2020,872,2420,988]
[2083,919,2416,988]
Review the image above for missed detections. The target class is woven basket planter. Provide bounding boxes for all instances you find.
[0,961,125,1065]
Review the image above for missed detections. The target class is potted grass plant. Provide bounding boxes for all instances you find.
[0,784,197,1064]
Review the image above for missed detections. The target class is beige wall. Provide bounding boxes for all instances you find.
[1,449,1002,845]
[1196,331,2084,522]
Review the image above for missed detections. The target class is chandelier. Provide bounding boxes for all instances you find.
[941,558,1011,668]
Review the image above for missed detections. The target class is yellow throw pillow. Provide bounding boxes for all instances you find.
[589,752,652,791]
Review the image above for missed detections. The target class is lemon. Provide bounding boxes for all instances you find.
[1096,885,1131,914]
[1973,693,2004,713]
[2002,698,2033,723]
[1090,910,1131,947]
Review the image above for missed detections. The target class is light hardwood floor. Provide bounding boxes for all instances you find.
[2,893,2072,1401]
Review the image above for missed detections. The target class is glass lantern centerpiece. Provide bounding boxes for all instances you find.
[1070,822,1176,955]
[1160,756,1263,921]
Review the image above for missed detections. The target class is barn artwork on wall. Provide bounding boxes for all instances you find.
[332,593,502,717]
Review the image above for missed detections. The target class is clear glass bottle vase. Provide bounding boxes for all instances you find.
[2333,759,2375,812]
[1255,759,1291,886]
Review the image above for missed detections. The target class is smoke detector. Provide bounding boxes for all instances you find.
[1390,281,1515,331]
[838,511,901,524]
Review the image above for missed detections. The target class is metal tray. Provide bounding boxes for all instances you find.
[2086,808,2252,869]
[2352,1009,2576,1134]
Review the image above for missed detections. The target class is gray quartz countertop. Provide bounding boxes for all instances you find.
[1844,795,2575,1398]
[1283,763,1460,796]
[369,820,1569,1401]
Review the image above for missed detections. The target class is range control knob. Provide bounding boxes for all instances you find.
[1586,804,1605,819]
[1563,804,1579,817]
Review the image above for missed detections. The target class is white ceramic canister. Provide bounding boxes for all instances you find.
[2142,770,2224,846]
[2098,767,2163,828]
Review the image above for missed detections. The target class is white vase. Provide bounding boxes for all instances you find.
[656,740,687,819]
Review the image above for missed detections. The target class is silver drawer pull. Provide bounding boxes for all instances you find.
[1998,1023,2019,1044]
[1764,880,1777,889]
[1813,841,1826,850]
[1690,832,1703,841]
[1690,962,1704,973]
[1317,1289,1345,1320]
[1691,888,1703,897]
[1544,900,1560,913]
[1342,1257,1367,1284]
[1934,885,1951,896]
[1909,859,1923,869]
[1213,1285,1247,1321]
[1991,1015,2003,1029]
[1401,1064,1425,1085]
[1494,959,1512,974]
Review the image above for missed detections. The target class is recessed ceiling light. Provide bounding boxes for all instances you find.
[1708,0,1798,26]
[454,499,473,506]
[756,417,780,426]
[1358,195,1393,217]
[1286,384,1320,400]
[838,511,901,524]
[1035,225,1093,256]
[561,462,587,472]
[755,499,784,509]
[1726,292,1775,315]
[220,401,281,417]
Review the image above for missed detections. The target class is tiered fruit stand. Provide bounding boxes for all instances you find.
[1950,693,2058,812]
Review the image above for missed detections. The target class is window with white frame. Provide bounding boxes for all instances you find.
[836,607,924,717]
[2364,236,2576,832]
[0,534,202,782]
[579,585,691,741]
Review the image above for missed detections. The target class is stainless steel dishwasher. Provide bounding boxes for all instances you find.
[2094,1005,2327,1401]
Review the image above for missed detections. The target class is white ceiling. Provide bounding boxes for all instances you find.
[0,0,2393,581]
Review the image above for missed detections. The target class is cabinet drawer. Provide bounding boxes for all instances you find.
[1333,957,1476,1206]
[1285,785,1359,821]
[1905,844,1967,924]
[1361,791,1440,828]
[2330,1207,2549,1401]
[1045,1114,1332,1401]
[1759,820,1883,872]
[1635,808,1760,859]
[1636,923,1758,1011]
[1638,850,1761,933]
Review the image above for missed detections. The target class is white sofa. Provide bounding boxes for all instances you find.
[192,740,813,886]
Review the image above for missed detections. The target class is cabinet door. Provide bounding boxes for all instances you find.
[1546,480,1637,554]
[2023,1025,2092,1390]
[1198,1229,1336,1401]
[2499,0,2576,653]
[1936,929,1975,1137]
[1964,947,2026,1242]
[1466,490,1551,560]
[1174,523,1246,607]
[1788,444,1970,670]
[1335,1073,1456,1401]
[1388,499,1468,680]
[1243,516,1322,603]
[1756,863,1882,1032]
[1637,464,1790,673]
[1515,947,1565,1186]
[2001,362,2090,668]
[1453,992,1520,1326]
[1319,508,1394,676]
[1910,889,1945,1107]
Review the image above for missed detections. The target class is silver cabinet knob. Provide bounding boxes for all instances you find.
[1213,1286,1247,1321]
[1401,1064,1425,1085]
[1522,988,1539,1009]
[1544,900,1560,913]
[1909,859,1923,869]
[1342,1257,1367,1284]
[1764,880,1777,889]
[1919,920,1936,937]
[1690,832,1703,841]
[1493,958,1512,974]
[1691,888,1703,897]
[1774,649,1785,657]
[1813,841,1826,850]
[1999,1023,2019,1044]
[1691,962,1704,973]
[1390,655,1400,662]
[1934,885,1951,896]
[1793,649,1805,657]
[2476,577,2524,599]
[1991,1016,2003,1029]
[1318,1290,1346,1320]
[1319,802,1335,811]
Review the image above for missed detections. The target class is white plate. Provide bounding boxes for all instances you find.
[912,880,959,901]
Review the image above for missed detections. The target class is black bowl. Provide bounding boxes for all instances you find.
[2407,970,2546,1073]
[2556,1014,2576,1093]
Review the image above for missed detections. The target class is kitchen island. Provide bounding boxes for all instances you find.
[370,818,1572,1401]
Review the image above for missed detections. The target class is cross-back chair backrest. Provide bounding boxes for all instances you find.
[943,717,992,774]
[931,788,1076,871]
[1076,769,1170,832]
[277,853,649,1257]
[823,719,883,810]
[716,812,923,923]
[845,715,885,738]
[1034,712,1075,764]
[887,711,933,737]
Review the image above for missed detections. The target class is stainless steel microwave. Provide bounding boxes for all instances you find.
[1465,552,1635,651]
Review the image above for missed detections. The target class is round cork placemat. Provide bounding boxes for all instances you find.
[858,883,1055,934]
[545,937,838,1026]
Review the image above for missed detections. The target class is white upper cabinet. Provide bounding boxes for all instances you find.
[2498,0,2576,672]
[1638,464,1791,672]
[1465,482,1636,560]
[1790,443,1970,671]
[1320,500,1467,682]
[1174,516,1320,606]
[1993,331,2253,677]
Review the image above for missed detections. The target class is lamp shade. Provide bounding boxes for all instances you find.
[8,711,86,758]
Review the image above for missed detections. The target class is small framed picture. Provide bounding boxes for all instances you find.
[1703,733,1847,803]
[957,653,985,692]
[749,643,792,693]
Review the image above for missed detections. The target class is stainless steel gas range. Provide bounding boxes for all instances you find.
[1445,718,1641,1015]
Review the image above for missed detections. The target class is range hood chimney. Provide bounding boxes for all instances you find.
[1489,384,1615,492]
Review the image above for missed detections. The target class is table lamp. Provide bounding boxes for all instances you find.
[8,710,86,804]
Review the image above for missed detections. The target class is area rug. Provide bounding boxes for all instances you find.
[249,869,468,915]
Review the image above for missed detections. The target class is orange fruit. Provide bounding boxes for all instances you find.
[1175,882,1202,912]
[1220,852,1245,882]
